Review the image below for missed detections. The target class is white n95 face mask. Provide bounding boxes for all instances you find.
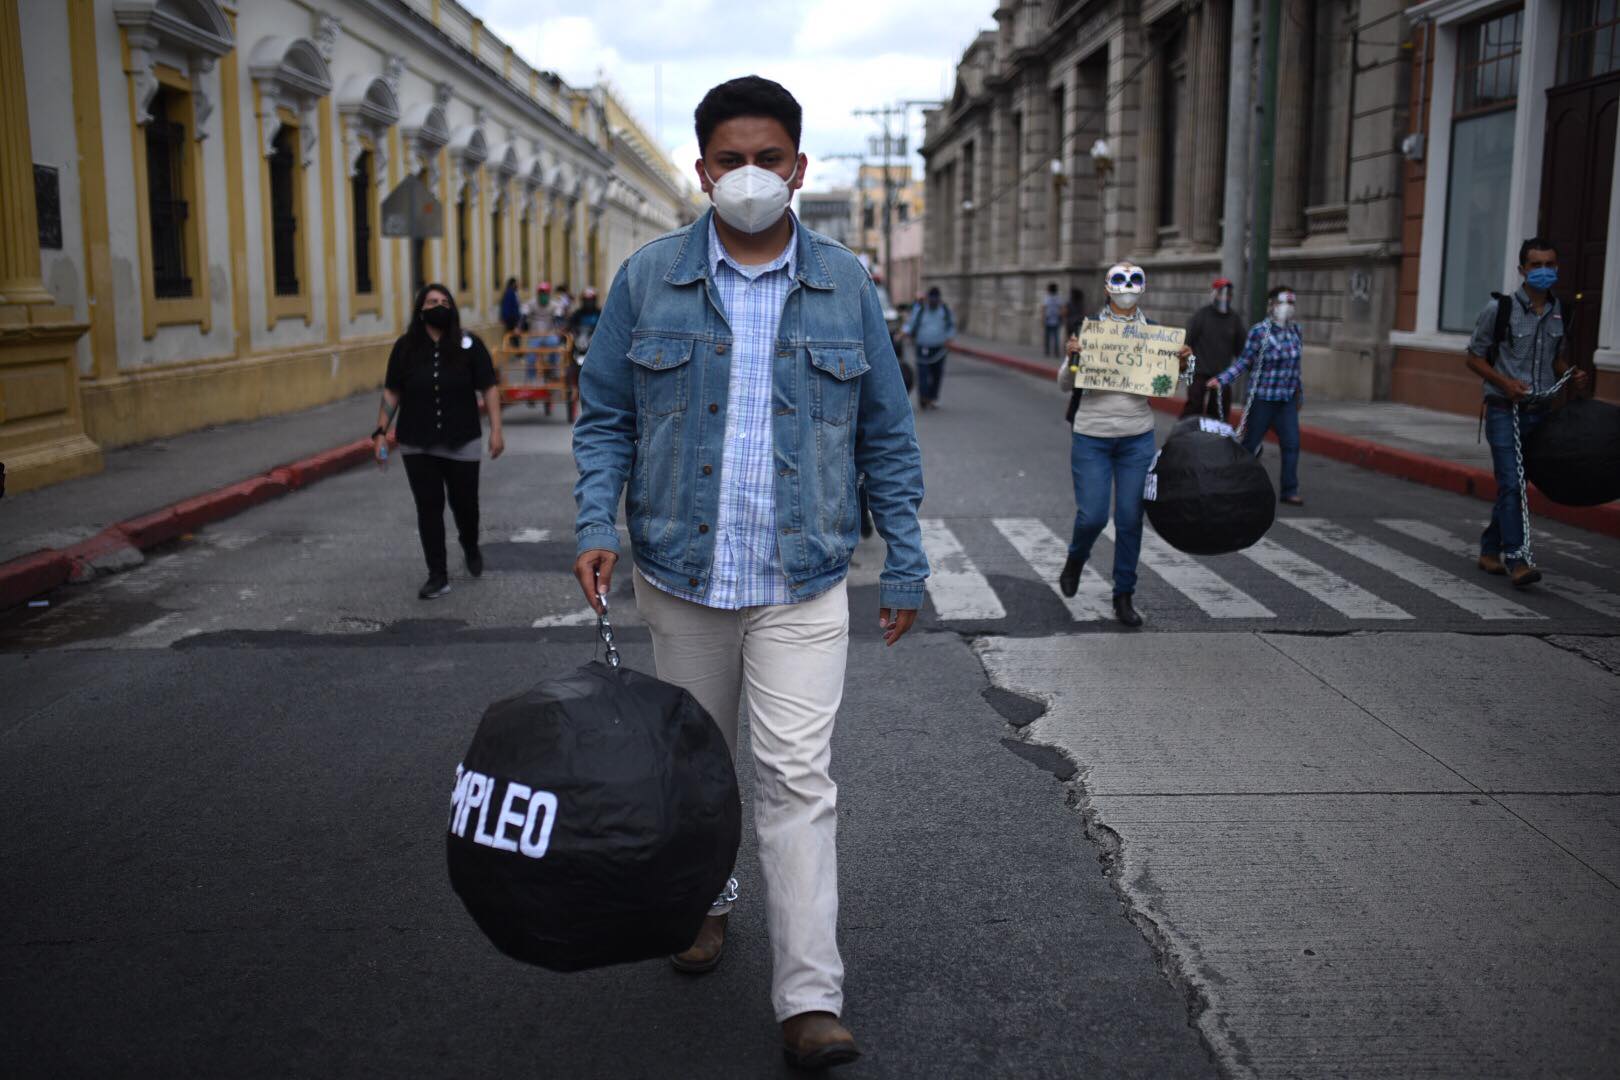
[707,163,798,234]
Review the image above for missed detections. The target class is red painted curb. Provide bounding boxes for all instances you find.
[957,342,1620,540]
[1,437,375,611]
[0,549,72,611]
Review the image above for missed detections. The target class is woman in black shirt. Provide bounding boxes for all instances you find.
[374,283,505,599]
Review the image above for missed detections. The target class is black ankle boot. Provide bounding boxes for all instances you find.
[1059,555,1084,598]
[1113,592,1142,628]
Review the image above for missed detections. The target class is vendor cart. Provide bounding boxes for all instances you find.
[496,330,578,420]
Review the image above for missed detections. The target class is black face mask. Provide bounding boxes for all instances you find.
[422,306,454,330]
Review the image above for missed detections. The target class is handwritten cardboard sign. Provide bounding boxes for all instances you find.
[1071,320,1186,396]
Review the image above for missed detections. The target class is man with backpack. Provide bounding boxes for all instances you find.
[1463,237,1588,588]
[903,286,955,409]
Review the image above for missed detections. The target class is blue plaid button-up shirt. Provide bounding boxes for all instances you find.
[1218,319,1303,401]
[645,215,798,609]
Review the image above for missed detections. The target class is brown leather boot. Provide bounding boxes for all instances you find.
[1478,553,1507,575]
[1510,563,1543,589]
[669,913,726,974]
[781,1011,860,1070]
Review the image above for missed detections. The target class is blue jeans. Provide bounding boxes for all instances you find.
[1482,404,1544,565]
[916,348,946,402]
[1240,396,1301,498]
[1044,322,1062,357]
[1069,429,1157,596]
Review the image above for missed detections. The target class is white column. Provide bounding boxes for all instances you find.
[1594,139,1620,372]
[1500,1,1561,292]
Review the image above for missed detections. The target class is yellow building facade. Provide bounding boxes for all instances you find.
[2,0,686,493]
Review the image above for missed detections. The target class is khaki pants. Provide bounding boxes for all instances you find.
[633,570,849,1021]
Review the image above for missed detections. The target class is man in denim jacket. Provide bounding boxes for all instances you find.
[571,76,926,1071]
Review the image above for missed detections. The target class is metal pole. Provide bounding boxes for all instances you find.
[1248,0,1282,324]
[883,108,896,288]
[1220,0,1254,289]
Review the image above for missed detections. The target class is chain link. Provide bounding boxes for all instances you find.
[1502,367,1576,566]
[596,592,621,668]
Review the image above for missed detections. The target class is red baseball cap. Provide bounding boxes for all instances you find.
[1212,277,1234,289]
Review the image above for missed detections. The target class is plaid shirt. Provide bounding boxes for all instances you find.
[1218,319,1303,401]
[645,215,798,609]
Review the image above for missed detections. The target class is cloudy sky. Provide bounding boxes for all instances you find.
[461,0,994,193]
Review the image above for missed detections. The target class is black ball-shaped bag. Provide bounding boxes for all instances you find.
[1145,418,1277,555]
[447,661,741,972]
[1523,397,1620,507]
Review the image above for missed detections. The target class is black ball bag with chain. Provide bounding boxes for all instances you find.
[1523,397,1620,507]
[1145,417,1277,555]
[446,659,741,972]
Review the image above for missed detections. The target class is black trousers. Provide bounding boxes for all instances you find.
[402,453,480,575]
[1181,378,1232,422]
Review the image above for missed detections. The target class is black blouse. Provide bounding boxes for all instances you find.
[384,331,498,447]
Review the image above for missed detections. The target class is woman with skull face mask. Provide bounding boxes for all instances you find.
[1056,263,1191,627]
[375,283,505,599]
[1208,285,1305,506]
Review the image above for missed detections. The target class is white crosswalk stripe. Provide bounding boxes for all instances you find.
[919,520,1006,620]
[992,517,1114,620]
[1240,537,1414,620]
[1379,519,1620,619]
[1280,518,1543,620]
[1105,524,1274,618]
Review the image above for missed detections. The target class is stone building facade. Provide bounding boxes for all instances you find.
[1,0,689,493]
[921,0,1412,402]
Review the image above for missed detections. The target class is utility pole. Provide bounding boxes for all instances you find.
[855,105,905,287]
[1220,0,1254,290]
[1248,0,1282,324]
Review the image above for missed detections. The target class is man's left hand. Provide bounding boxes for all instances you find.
[1570,367,1590,391]
[879,608,917,647]
[1176,345,1193,360]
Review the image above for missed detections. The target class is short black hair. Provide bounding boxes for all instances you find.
[1267,284,1295,301]
[1519,236,1557,265]
[1047,282,1058,291]
[694,76,802,156]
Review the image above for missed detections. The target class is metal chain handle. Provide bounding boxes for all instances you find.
[596,592,621,668]
[1503,367,1577,566]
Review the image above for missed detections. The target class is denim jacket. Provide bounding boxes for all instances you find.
[572,209,928,611]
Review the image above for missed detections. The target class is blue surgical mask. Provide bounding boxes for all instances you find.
[1525,267,1558,290]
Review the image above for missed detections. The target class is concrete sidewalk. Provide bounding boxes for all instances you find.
[0,393,378,608]
[949,333,1620,539]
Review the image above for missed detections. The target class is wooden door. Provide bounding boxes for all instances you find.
[1540,76,1618,388]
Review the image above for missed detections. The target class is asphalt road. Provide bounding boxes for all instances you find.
[4,355,1618,1078]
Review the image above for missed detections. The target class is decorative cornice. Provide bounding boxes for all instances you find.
[337,74,401,184]
[114,0,234,138]
[249,36,333,163]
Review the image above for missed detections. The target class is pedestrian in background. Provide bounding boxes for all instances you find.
[551,282,573,324]
[1042,281,1064,358]
[1209,285,1306,507]
[1182,277,1247,421]
[1064,286,1086,341]
[373,283,505,599]
[1462,236,1588,587]
[1058,262,1190,628]
[903,285,955,409]
[566,286,602,357]
[524,282,553,332]
[572,74,925,1070]
[499,276,521,335]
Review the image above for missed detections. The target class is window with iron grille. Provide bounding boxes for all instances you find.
[491,206,502,286]
[146,86,192,299]
[1559,0,1620,83]
[351,150,374,295]
[1440,7,1523,331]
[269,127,301,297]
[520,210,531,284]
[457,192,470,291]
